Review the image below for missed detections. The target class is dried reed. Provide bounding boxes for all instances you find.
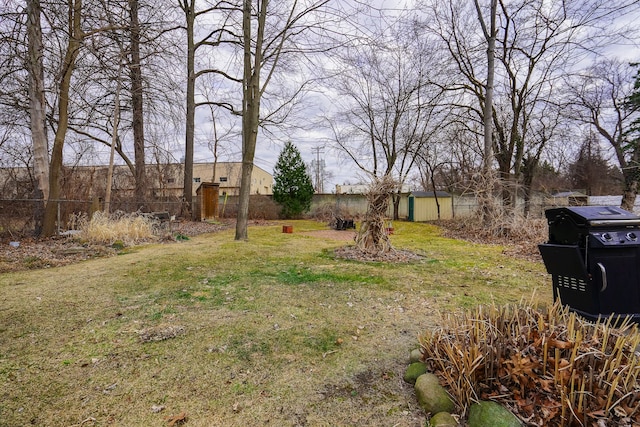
[354,176,396,254]
[419,302,640,425]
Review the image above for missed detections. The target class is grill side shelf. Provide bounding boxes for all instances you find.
[538,243,589,281]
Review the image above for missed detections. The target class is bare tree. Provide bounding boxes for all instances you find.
[26,0,49,208]
[327,17,448,219]
[176,0,240,217]
[565,59,639,211]
[423,0,640,216]
[41,0,84,236]
[473,0,497,223]
[129,0,147,206]
[235,0,332,240]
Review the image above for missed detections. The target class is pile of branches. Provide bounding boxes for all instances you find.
[355,176,395,254]
[420,302,640,426]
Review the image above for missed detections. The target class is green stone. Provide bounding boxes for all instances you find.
[414,373,455,415]
[404,362,428,384]
[428,411,457,426]
[468,401,522,427]
[409,348,423,363]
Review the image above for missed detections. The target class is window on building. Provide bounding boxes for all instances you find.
[219,176,228,182]
[167,178,175,184]
[193,177,201,183]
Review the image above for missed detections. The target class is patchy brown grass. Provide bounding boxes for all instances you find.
[437,215,547,262]
[0,220,550,426]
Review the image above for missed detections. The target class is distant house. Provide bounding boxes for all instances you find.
[408,191,453,221]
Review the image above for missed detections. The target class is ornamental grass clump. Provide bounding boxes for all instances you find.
[355,175,396,254]
[419,302,640,426]
[81,211,155,246]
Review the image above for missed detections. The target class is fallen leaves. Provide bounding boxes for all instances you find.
[165,411,187,426]
[138,325,186,343]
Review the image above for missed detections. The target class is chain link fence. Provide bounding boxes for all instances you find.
[0,194,282,238]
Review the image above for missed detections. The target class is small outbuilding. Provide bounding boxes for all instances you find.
[408,191,453,221]
[195,182,220,221]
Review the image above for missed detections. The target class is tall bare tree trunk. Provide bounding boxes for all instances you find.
[235,0,267,241]
[105,67,122,214]
[42,0,83,236]
[129,0,147,208]
[182,0,195,218]
[475,0,498,224]
[27,0,49,234]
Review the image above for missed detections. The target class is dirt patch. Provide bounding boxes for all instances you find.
[301,229,426,262]
[334,246,426,263]
[299,229,357,241]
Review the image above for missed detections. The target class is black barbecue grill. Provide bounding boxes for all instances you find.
[539,206,640,322]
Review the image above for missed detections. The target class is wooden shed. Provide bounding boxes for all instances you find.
[408,191,453,221]
[195,182,220,221]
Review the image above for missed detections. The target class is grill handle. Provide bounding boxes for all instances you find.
[597,262,607,292]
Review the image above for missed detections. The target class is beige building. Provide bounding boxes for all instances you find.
[0,162,273,200]
[191,162,273,196]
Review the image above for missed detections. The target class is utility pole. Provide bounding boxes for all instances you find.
[311,146,324,193]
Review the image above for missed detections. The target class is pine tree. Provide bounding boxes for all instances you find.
[273,142,315,219]
[622,63,640,210]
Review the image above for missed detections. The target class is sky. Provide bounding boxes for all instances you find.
[180,0,422,192]
[176,0,640,193]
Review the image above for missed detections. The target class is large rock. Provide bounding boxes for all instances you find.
[414,373,455,415]
[404,362,428,384]
[468,401,522,427]
[428,411,457,426]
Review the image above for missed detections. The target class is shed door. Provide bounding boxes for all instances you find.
[408,197,415,222]
[202,185,219,219]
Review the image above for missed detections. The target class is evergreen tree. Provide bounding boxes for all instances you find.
[620,63,640,210]
[273,142,315,219]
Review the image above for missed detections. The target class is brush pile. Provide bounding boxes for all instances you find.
[419,302,640,426]
[355,176,395,255]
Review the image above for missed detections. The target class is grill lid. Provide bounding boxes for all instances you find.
[546,206,640,226]
[545,206,640,246]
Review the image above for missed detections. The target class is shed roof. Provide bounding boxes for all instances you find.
[410,191,452,198]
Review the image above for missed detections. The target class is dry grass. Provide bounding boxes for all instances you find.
[79,211,155,245]
[0,220,550,426]
[438,214,547,262]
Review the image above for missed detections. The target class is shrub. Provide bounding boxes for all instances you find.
[419,302,640,425]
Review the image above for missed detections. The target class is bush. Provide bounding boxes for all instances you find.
[419,302,640,425]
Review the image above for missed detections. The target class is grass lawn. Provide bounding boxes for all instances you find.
[0,220,550,426]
